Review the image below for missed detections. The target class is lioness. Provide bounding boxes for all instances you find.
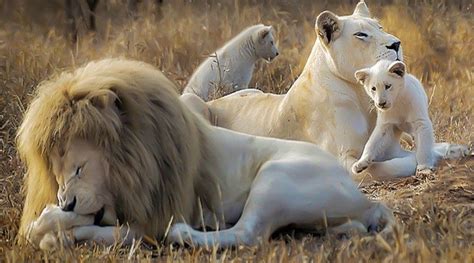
[192,1,469,180]
[18,59,394,249]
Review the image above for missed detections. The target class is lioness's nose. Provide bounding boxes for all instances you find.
[378,101,387,107]
[386,41,401,52]
[61,196,77,212]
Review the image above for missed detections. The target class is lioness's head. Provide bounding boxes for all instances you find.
[253,25,279,61]
[315,1,403,83]
[355,60,406,111]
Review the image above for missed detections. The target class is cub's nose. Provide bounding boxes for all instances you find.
[386,41,401,52]
[275,52,279,56]
[61,196,77,212]
[378,101,387,107]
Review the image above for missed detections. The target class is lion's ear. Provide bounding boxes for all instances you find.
[90,90,125,120]
[316,11,342,45]
[355,68,370,84]
[388,61,406,78]
[353,1,371,17]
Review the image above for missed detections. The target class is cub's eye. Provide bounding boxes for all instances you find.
[354,32,368,39]
[371,87,376,91]
[75,166,82,177]
[385,84,392,90]
[270,40,274,45]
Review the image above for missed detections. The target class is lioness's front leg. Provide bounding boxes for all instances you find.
[352,124,394,174]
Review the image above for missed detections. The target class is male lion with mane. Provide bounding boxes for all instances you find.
[18,58,394,249]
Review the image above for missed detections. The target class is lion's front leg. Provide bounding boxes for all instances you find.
[27,204,94,247]
[38,225,140,250]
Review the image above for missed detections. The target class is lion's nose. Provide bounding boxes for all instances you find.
[386,41,401,52]
[61,196,77,212]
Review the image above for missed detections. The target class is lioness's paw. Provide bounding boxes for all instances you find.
[444,145,472,160]
[352,160,370,174]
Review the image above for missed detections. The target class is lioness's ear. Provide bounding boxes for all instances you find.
[258,26,271,40]
[316,11,342,45]
[388,61,406,78]
[353,1,371,17]
[355,69,370,84]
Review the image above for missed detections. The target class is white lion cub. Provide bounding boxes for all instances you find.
[352,60,435,175]
[183,24,279,101]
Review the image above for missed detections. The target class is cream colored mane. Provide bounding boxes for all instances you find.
[17,58,219,240]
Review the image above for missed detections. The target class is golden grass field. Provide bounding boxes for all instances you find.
[0,0,473,261]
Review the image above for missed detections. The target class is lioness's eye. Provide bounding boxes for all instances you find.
[354,32,368,39]
[270,40,274,45]
[385,84,392,90]
[371,87,376,91]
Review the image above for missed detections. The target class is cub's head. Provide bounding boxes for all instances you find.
[355,60,406,111]
[253,25,279,61]
[315,1,403,83]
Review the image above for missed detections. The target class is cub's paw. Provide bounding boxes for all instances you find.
[416,165,435,175]
[352,160,370,174]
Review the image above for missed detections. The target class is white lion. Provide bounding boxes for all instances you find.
[351,60,435,175]
[193,1,469,180]
[18,59,394,250]
[182,24,279,101]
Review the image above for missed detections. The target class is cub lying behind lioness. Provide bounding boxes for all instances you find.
[352,60,435,175]
[183,24,279,101]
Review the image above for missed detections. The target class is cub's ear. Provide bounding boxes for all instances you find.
[355,69,370,84]
[353,1,371,17]
[388,61,406,78]
[316,11,342,45]
[258,26,272,40]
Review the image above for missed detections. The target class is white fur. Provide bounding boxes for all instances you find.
[31,113,395,249]
[351,60,435,175]
[183,24,279,101]
[192,2,469,180]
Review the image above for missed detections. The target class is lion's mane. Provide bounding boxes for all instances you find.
[17,58,219,240]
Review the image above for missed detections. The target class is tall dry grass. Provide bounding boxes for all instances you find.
[0,0,472,261]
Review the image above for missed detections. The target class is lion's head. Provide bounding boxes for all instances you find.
[315,1,403,83]
[17,59,219,240]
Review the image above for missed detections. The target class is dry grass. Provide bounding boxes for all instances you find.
[0,0,473,261]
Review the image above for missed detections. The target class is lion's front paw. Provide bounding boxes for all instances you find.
[39,231,75,251]
[352,159,371,174]
[168,223,194,246]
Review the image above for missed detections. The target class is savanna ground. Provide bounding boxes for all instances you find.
[0,0,473,261]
